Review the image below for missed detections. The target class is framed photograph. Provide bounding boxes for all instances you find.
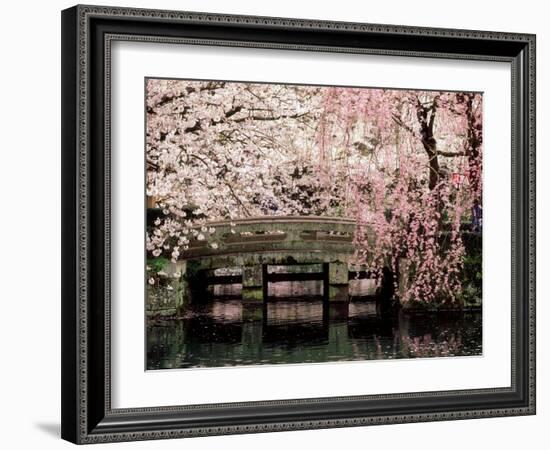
[61,4,536,444]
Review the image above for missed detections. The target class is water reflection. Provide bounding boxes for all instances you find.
[212,278,378,298]
[147,298,482,370]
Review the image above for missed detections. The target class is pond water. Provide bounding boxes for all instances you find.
[146,295,482,370]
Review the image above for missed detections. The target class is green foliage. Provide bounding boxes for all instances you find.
[147,257,169,273]
[458,250,482,306]
[185,260,202,278]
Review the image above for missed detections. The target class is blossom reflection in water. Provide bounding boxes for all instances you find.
[147,296,481,370]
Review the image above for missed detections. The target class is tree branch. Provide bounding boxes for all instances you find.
[392,114,415,134]
[437,150,466,157]
[231,111,309,123]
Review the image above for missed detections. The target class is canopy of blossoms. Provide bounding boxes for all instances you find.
[146,78,482,304]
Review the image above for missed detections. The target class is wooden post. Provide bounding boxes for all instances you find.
[262,264,269,300]
[242,264,264,303]
[375,266,397,315]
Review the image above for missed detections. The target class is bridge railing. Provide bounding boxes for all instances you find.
[182,215,364,260]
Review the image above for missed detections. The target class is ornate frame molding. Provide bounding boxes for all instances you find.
[61,4,536,444]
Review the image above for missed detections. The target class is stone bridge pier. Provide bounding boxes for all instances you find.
[241,264,264,303]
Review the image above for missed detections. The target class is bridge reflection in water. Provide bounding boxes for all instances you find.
[146,284,482,370]
[146,216,482,368]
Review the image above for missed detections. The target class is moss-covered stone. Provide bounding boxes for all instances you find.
[242,287,264,303]
[328,284,349,302]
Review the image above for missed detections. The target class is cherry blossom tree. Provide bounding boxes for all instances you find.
[316,87,482,303]
[146,79,482,305]
[146,79,331,261]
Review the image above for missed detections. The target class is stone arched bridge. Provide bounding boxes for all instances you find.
[171,215,377,305]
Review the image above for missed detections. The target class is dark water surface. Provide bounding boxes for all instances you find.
[146,297,482,370]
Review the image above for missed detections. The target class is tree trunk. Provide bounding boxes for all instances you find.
[415,98,440,190]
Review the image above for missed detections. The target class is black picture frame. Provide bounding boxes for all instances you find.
[61,4,536,444]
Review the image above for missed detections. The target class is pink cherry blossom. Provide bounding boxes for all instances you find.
[146,79,482,304]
